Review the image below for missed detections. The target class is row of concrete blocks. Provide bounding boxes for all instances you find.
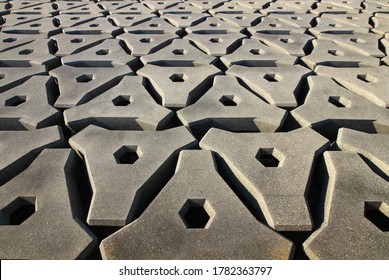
[1,0,388,16]
[0,126,388,259]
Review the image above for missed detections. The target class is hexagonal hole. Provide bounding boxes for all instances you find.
[350,37,366,44]
[112,95,133,106]
[209,37,222,43]
[0,74,5,80]
[263,73,282,82]
[96,49,110,55]
[280,38,294,44]
[71,38,84,43]
[140,38,152,43]
[0,197,36,226]
[172,49,187,55]
[76,74,94,83]
[365,202,389,232]
[5,96,27,107]
[249,49,262,55]
[149,23,160,27]
[179,199,215,229]
[328,49,344,56]
[114,145,142,164]
[357,74,377,83]
[30,23,41,27]
[328,96,351,108]
[169,73,188,82]
[89,23,101,27]
[255,148,285,167]
[3,38,17,43]
[219,95,240,106]
[19,49,34,55]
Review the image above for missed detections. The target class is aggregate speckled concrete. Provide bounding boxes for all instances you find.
[1,0,388,260]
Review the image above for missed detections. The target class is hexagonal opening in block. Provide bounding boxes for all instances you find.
[328,49,344,56]
[365,202,389,232]
[71,38,84,43]
[112,95,133,106]
[169,73,188,82]
[0,74,5,80]
[0,197,36,226]
[249,48,262,55]
[114,145,142,164]
[140,38,152,43]
[209,37,222,43]
[76,74,94,83]
[172,49,187,55]
[357,74,377,83]
[19,49,34,55]
[5,95,27,107]
[179,199,215,229]
[328,96,351,108]
[3,38,17,43]
[96,49,110,55]
[263,73,282,82]
[255,148,285,167]
[280,38,294,44]
[219,95,240,106]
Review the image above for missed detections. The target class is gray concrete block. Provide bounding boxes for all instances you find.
[303,151,389,259]
[108,3,155,15]
[49,65,132,108]
[161,13,209,27]
[226,65,311,108]
[54,2,103,15]
[0,66,46,93]
[69,125,197,226]
[189,0,227,10]
[268,13,316,29]
[251,33,314,57]
[221,38,297,67]
[248,17,306,36]
[185,16,243,33]
[64,76,173,132]
[0,76,61,130]
[0,126,64,186]
[177,75,287,134]
[311,2,361,15]
[372,13,389,36]
[140,38,217,66]
[317,33,385,58]
[100,150,294,259]
[209,2,254,15]
[232,0,270,10]
[316,66,389,107]
[108,14,156,28]
[309,17,370,36]
[52,33,112,57]
[123,17,181,35]
[63,17,122,35]
[159,2,205,14]
[260,1,312,15]
[61,38,137,67]
[301,40,380,69]
[10,3,57,15]
[143,0,181,11]
[185,32,246,56]
[320,13,372,30]
[1,14,48,27]
[137,64,221,108]
[214,13,262,27]
[291,76,389,132]
[337,128,389,176]
[118,32,178,56]
[54,14,103,28]
[200,127,329,231]
[363,2,389,14]
[0,149,97,259]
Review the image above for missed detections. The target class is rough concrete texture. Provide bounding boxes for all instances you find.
[0,149,97,259]
[1,0,389,260]
[101,150,294,259]
[200,128,330,231]
[303,152,389,259]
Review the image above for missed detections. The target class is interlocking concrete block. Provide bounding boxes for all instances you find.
[320,12,372,30]
[159,2,205,14]
[317,33,384,58]
[0,149,97,259]
[309,17,370,36]
[363,2,389,14]
[337,128,389,176]
[10,2,56,15]
[140,38,216,66]
[232,0,269,10]
[214,13,262,27]
[372,13,389,36]
[268,13,316,29]
[63,17,122,35]
[118,32,178,56]
[200,128,329,231]
[108,2,155,15]
[69,125,197,226]
[221,38,297,67]
[64,76,173,132]
[161,13,209,27]
[185,32,245,56]
[1,17,60,37]
[108,14,156,28]
[291,76,389,132]
[0,33,46,52]
[177,75,287,135]
[0,76,61,130]
[260,1,312,15]
[301,40,380,69]
[226,65,311,108]
[143,0,181,11]
[137,64,221,108]
[316,66,389,107]
[1,14,47,27]
[100,150,294,260]
[185,16,243,33]
[49,65,132,108]
[0,126,64,186]
[251,33,314,57]
[0,66,46,92]
[303,151,389,259]
[123,17,181,35]
[248,16,307,35]
[61,38,137,67]
[52,33,112,57]
[54,2,103,15]
[54,14,103,28]
[209,2,254,15]
[0,36,58,68]
[311,2,361,15]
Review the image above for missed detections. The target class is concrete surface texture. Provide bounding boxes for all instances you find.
[0,0,388,260]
